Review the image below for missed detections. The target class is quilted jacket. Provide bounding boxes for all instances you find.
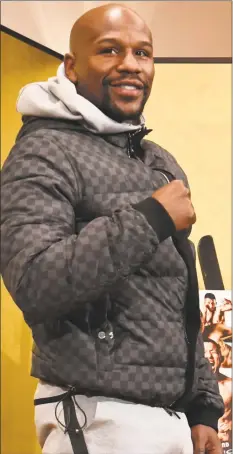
[1,115,224,430]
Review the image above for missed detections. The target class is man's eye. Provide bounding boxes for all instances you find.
[100,48,118,55]
[136,50,149,57]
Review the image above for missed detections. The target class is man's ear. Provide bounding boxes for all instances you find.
[64,53,78,83]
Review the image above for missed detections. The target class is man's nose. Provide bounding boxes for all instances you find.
[117,51,141,73]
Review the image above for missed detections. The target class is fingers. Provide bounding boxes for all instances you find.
[194,445,223,454]
[192,426,223,454]
[152,179,196,230]
[193,436,205,454]
[193,445,205,454]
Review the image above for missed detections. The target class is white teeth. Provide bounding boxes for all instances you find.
[119,85,138,90]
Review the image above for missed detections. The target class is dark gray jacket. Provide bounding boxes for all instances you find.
[1,116,224,430]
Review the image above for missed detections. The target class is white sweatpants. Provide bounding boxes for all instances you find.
[35,382,193,454]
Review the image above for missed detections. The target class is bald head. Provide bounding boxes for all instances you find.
[64,3,154,123]
[70,4,152,55]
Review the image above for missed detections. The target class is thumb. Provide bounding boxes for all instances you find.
[192,433,206,454]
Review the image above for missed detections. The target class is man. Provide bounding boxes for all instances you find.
[1,4,224,454]
[204,339,232,444]
[202,293,219,326]
[202,294,232,327]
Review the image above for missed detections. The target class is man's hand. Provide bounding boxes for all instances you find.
[221,298,232,312]
[152,180,196,231]
[191,425,223,453]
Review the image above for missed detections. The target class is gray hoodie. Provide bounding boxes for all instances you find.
[17,62,145,134]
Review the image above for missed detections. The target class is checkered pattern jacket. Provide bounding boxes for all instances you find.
[1,116,224,430]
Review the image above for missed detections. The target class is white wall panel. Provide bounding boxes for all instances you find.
[1,1,231,57]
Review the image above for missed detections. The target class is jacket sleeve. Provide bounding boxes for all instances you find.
[186,331,224,431]
[1,133,175,326]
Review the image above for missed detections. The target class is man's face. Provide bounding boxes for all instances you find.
[67,12,154,123]
[204,297,216,312]
[204,341,221,373]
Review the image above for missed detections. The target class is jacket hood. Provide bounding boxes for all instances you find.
[16,63,145,135]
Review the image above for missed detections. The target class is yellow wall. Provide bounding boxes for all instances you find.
[1,31,231,454]
[144,63,231,289]
[1,32,59,454]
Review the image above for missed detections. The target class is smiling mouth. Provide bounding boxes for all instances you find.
[110,84,143,97]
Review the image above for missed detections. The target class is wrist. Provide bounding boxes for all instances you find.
[132,197,176,242]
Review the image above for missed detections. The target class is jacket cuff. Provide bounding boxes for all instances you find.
[132,197,176,242]
[186,405,221,432]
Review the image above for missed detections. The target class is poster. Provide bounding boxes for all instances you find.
[200,290,232,453]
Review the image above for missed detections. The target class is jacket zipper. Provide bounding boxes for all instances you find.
[158,172,190,347]
[168,314,190,408]
[127,134,191,410]
[127,143,191,355]
[183,310,190,345]
[127,127,148,158]
[127,132,135,158]
[159,170,190,409]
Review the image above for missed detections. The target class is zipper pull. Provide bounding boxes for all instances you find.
[165,408,181,419]
[127,127,152,159]
[127,133,134,158]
